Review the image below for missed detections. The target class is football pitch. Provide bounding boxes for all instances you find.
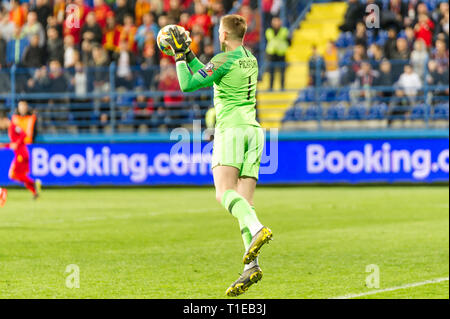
[0,186,448,299]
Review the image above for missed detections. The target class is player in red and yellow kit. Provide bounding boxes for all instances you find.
[0,117,41,199]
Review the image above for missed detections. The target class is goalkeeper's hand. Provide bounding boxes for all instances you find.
[167,27,190,62]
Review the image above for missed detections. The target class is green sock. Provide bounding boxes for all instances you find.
[239,220,252,250]
[222,190,263,237]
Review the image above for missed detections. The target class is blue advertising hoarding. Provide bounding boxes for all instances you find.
[0,138,448,186]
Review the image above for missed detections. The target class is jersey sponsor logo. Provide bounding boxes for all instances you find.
[198,69,208,78]
[205,62,215,75]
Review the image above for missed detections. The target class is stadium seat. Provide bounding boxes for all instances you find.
[303,104,323,121]
[319,88,337,102]
[282,106,303,122]
[433,103,449,120]
[337,88,351,102]
[410,104,431,120]
[368,103,388,120]
[347,104,367,120]
[325,103,346,121]
[295,87,316,103]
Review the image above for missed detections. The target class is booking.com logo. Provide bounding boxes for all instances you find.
[31,121,279,182]
[307,143,449,179]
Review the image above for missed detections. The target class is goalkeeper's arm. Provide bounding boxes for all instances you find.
[186,50,205,73]
[176,60,218,92]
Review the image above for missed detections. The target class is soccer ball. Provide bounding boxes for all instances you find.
[0,187,7,207]
[157,24,190,56]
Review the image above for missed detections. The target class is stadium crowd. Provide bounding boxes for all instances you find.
[0,0,269,132]
[307,0,449,117]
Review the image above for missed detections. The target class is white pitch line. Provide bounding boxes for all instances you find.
[332,277,449,299]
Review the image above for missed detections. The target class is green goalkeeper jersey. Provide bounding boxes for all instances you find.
[175,46,260,129]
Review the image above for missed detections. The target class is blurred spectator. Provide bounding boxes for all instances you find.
[94,0,113,29]
[414,13,434,48]
[103,13,119,58]
[368,43,384,70]
[81,11,103,45]
[6,26,29,66]
[22,34,45,68]
[375,59,394,99]
[9,0,27,28]
[73,61,88,97]
[431,38,449,69]
[81,40,95,66]
[115,0,134,25]
[53,0,65,24]
[158,65,183,128]
[240,5,260,54]
[64,35,78,68]
[117,14,137,53]
[21,11,45,47]
[388,0,408,25]
[199,43,215,64]
[434,5,449,40]
[426,59,449,97]
[26,66,50,93]
[178,12,190,30]
[354,21,367,48]
[0,11,15,42]
[395,64,422,102]
[168,0,182,23]
[339,0,365,32]
[404,26,416,51]
[135,0,152,26]
[48,59,69,93]
[384,27,398,59]
[353,61,379,104]
[323,41,339,87]
[46,15,63,38]
[265,16,289,91]
[135,12,159,50]
[140,33,158,89]
[410,39,428,79]
[262,0,274,31]
[308,45,325,87]
[188,2,212,36]
[91,45,110,118]
[0,33,6,67]
[114,39,136,90]
[391,37,410,80]
[35,0,52,30]
[46,27,64,66]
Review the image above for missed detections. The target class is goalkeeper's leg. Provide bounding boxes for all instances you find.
[214,166,264,245]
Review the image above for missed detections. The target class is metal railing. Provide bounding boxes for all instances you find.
[0,64,214,134]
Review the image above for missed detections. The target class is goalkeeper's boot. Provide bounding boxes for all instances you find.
[243,227,273,264]
[225,266,263,297]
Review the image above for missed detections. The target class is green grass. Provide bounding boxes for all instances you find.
[0,186,448,299]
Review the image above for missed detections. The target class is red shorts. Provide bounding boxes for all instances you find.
[9,151,30,178]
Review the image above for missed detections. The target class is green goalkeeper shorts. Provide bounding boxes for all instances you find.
[212,125,265,180]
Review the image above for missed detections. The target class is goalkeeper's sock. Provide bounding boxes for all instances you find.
[222,190,263,237]
[243,206,259,271]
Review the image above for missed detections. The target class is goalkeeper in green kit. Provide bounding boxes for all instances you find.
[166,15,273,296]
